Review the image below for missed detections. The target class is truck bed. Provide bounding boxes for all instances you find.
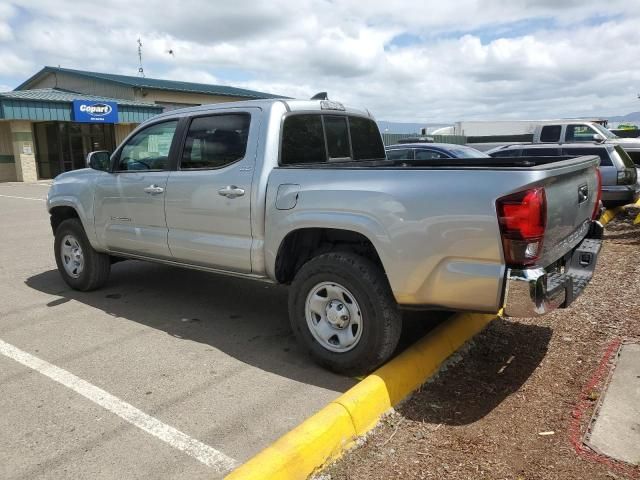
[265,155,600,312]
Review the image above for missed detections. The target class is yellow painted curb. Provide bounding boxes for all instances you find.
[601,198,640,226]
[225,312,495,480]
[600,207,622,226]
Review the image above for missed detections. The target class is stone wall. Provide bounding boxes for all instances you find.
[10,121,38,182]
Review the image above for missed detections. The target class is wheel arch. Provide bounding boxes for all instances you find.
[273,227,386,284]
[49,205,81,235]
[48,193,102,248]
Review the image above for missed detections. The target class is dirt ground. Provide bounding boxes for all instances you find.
[323,207,640,480]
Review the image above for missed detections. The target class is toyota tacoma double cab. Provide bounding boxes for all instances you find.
[47,98,603,375]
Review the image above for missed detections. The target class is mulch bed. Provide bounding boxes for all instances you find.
[323,207,640,480]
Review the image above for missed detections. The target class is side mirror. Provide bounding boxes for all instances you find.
[87,151,111,171]
[592,133,605,143]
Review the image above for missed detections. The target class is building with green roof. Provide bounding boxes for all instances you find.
[0,66,285,182]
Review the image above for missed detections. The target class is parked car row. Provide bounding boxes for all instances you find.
[385,140,639,209]
[386,143,490,161]
[430,119,640,165]
[487,143,639,208]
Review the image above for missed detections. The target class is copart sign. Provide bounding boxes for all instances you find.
[72,100,118,123]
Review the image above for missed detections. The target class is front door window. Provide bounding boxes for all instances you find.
[116,121,178,172]
[566,124,599,142]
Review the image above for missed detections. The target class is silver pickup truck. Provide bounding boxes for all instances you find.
[47,99,604,375]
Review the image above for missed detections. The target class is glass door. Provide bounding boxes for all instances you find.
[34,122,117,178]
[67,124,116,172]
[69,132,86,170]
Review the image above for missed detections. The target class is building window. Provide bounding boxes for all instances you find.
[34,122,116,179]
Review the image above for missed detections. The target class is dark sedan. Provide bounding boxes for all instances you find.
[386,143,490,161]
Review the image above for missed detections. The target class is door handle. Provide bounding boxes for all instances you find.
[218,186,245,199]
[143,184,164,195]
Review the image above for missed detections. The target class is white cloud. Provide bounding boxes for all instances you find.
[161,68,220,85]
[0,49,33,77]
[0,3,15,42]
[0,22,12,42]
[1,0,639,122]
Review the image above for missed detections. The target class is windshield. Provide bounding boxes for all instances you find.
[592,123,618,139]
[445,145,490,158]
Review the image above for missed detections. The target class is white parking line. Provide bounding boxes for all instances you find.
[0,338,238,473]
[0,194,46,201]
[0,182,51,187]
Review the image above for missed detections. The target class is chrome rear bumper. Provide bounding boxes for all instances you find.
[503,224,603,318]
[503,266,566,317]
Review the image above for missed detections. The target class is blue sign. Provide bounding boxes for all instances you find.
[72,100,118,123]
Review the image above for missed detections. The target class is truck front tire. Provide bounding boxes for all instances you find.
[288,252,402,376]
[54,218,111,291]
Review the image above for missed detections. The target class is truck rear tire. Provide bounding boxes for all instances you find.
[54,218,111,291]
[288,252,402,376]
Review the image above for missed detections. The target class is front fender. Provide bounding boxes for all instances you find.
[47,171,100,249]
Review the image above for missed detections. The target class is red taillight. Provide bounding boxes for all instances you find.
[592,168,602,220]
[496,188,547,266]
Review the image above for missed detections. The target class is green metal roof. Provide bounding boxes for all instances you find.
[0,88,159,107]
[18,66,287,100]
[0,88,163,123]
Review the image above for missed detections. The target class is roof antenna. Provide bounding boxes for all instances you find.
[137,37,145,78]
[311,92,328,100]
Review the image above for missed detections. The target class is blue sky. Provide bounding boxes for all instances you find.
[386,13,624,49]
[0,0,638,122]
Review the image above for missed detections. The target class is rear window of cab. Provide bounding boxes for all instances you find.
[280,114,386,165]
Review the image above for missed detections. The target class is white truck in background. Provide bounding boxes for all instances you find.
[429,120,640,163]
[428,119,609,138]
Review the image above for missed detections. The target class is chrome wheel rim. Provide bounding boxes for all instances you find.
[60,234,84,279]
[305,281,363,353]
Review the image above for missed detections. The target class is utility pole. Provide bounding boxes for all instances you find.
[137,38,145,78]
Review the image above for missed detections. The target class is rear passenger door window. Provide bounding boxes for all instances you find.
[180,114,250,169]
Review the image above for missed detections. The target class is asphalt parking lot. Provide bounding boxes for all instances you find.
[0,182,358,479]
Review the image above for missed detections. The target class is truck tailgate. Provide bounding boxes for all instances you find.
[535,155,600,266]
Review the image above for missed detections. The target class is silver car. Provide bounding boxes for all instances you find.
[488,143,639,207]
